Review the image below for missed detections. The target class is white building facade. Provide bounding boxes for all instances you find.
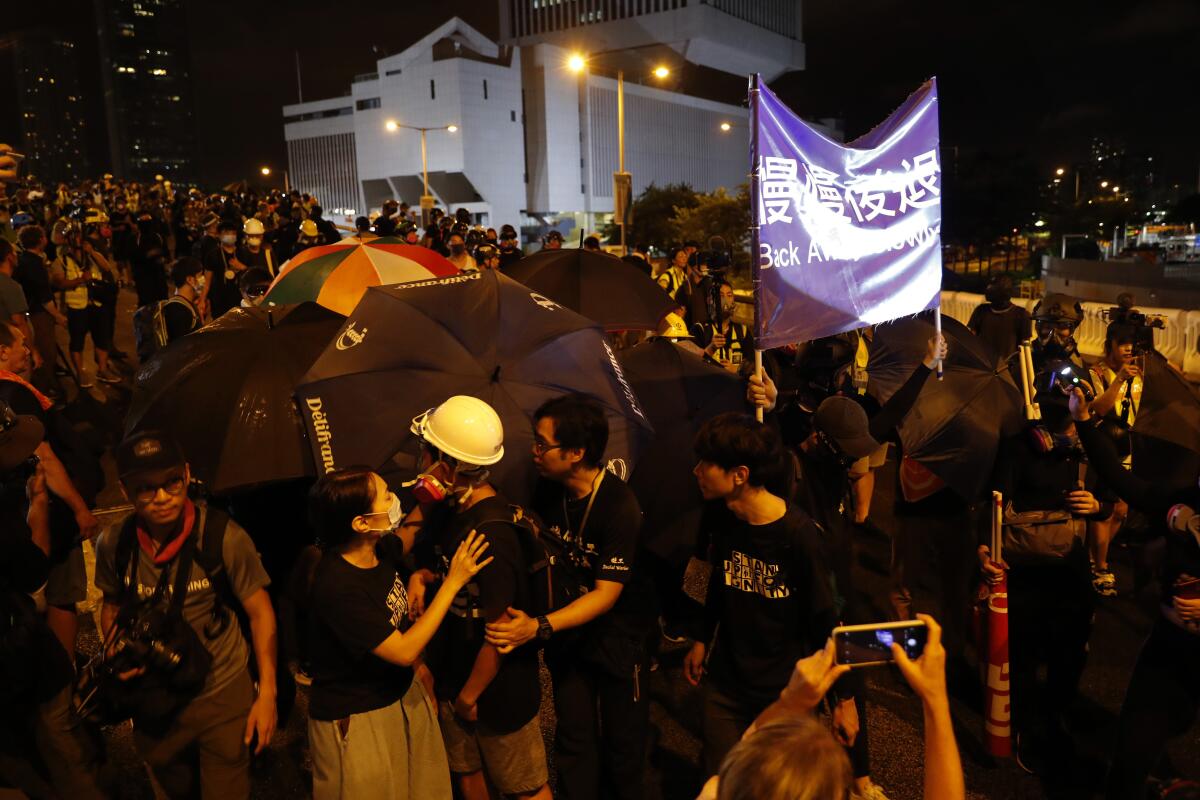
[283,3,834,239]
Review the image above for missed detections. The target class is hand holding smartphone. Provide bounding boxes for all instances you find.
[833,620,929,667]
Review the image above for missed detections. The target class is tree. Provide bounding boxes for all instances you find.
[670,184,752,268]
[603,182,698,249]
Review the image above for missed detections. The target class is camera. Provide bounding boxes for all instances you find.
[106,606,186,674]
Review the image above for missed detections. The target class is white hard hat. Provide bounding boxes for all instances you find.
[411,395,505,466]
[243,218,265,235]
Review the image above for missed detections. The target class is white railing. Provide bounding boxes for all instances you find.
[941,291,1200,376]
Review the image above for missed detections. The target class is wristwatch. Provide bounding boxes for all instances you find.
[536,615,554,641]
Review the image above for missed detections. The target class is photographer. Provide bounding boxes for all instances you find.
[50,217,119,387]
[94,432,277,799]
[0,403,103,798]
[1065,388,1200,799]
[695,280,752,373]
[1086,322,1142,596]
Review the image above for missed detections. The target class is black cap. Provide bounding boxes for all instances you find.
[0,401,44,473]
[116,431,186,480]
[545,230,564,242]
[813,397,880,459]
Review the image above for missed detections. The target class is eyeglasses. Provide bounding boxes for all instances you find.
[531,440,564,456]
[130,475,187,504]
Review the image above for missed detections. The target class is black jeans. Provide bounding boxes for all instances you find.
[547,641,651,800]
[1105,615,1200,800]
[1007,553,1094,740]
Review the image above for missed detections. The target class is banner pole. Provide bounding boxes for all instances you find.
[749,73,764,423]
[934,307,944,381]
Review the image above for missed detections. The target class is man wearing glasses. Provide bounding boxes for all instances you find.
[94,431,277,799]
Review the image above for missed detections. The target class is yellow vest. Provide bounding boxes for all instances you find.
[60,254,96,310]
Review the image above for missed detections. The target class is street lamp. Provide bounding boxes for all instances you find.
[568,52,671,254]
[260,165,288,192]
[720,121,732,132]
[260,166,270,176]
[1055,167,1065,176]
[384,120,458,225]
[1100,180,1109,188]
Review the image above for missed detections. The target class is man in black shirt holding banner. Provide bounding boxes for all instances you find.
[486,393,651,800]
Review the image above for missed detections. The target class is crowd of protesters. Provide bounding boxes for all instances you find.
[1,141,1198,800]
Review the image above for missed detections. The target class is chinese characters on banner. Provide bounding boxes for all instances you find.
[752,76,943,349]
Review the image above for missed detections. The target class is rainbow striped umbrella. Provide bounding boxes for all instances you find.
[264,237,459,315]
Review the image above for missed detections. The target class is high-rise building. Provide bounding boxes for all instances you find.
[282,6,827,241]
[0,29,91,183]
[93,0,197,181]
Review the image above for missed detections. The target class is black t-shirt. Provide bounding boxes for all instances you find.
[532,472,651,643]
[308,535,414,721]
[498,249,523,272]
[700,503,841,706]
[424,494,541,733]
[14,251,53,311]
[967,303,1031,363]
[203,247,240,319]
[162,296,201,342]
[674,277,712,325]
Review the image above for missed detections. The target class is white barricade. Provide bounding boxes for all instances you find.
[940,291,1199,376]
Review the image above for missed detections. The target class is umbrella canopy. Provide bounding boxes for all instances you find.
[619,338,747,562]
[868,314,1023,500]
[1130,351,1200,486]
[504,248,678,332]
[296,270,654,504]
[126,303,345,493]
[263,238,459,315]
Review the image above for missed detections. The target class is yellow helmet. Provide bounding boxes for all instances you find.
[659,313,692,339]
[299,219,319,238]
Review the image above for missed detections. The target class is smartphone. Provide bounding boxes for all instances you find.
[833,620,928,667]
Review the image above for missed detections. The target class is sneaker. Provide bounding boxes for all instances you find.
[1091,568,1117,597]
[79,376,95,388]
[293,667,312,687]
[97,370,122,384]
[852,780,891,800]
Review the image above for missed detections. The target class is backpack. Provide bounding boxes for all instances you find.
[466,504,588,622]
[133,295,198,362]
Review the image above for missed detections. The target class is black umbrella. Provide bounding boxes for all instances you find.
[295,270,654,505]
[868,313,1023,500]
[1130,351,1200,486]
[125,303,345,493]
[504,248,678,332]
[619,338,747,562]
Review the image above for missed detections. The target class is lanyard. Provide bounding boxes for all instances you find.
[564,468,605,545]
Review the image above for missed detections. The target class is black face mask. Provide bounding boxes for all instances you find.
[985,288,1011,308]
[450,244,466,256]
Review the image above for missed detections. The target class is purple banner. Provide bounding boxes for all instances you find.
[753,76,942,350]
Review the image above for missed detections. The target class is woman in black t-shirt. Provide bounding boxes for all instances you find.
[306,468,493,800]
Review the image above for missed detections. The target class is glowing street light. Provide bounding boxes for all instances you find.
[1055,167,1065,176]
[653,65,670,79]
[567,53,586,73]
[1112,185,1120,193]
[384,121,460,224]
[447,124,458,133]
[720,121,732,132]
[260,166,271,176]
[1034,220,1046,228]
[1100,180,1109,188]
[385,119,399,132]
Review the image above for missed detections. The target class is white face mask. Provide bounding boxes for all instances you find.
[193,275,206,292]
[363,493,403,532]
[246,236,263,248]
[220,234,237,246]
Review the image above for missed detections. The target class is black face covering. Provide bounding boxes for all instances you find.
[985,287,1011,308]
[450,244,466,256]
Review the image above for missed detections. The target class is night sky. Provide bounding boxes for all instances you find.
[2,0,1198,189]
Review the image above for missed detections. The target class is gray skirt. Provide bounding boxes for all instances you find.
[309,680,452,799]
